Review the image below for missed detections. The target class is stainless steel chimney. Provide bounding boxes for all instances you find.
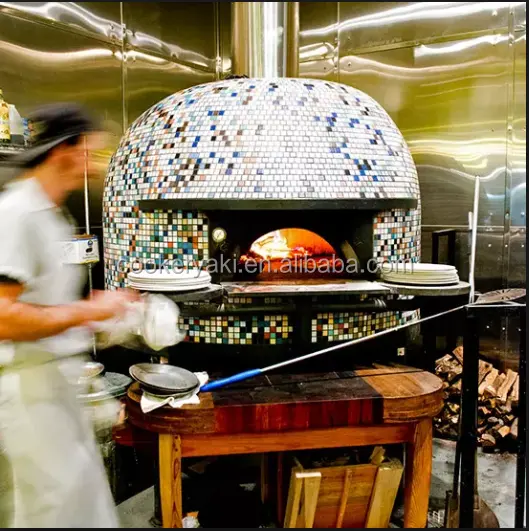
[232,2,299,77]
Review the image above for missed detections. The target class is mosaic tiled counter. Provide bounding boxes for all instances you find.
[170,285,420,372]
[179,307,419,346]
[169,290,421,372]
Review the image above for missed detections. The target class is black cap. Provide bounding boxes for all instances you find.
[11,103,101,167]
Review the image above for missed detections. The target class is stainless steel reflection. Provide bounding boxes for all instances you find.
[125,49,214,125]
[339,34,511,230]
[299,1,338,65]
[0,2,122,43]
[0,12,123,228]
[218,1,232,76]
[514,1,526,30]
[0,2,222,71]
[123,2,216,71]
[299,58,338,81]
[316,2,517,54]
[299,1,338,47]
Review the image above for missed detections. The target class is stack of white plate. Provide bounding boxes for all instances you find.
[381,263,459,286]
[128,269,211,292]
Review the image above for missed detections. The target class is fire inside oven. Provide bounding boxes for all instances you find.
[239,228,344,279]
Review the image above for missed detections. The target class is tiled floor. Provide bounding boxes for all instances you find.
[118,439,519,528]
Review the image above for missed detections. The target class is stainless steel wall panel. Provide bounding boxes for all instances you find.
[299,58,337,81]
[514,2,526,30]
[411,35,510,231]
[506,31,526,286]
[125,52,215,125]
[507,229,526,286]
[474,230,506,289]
[510,32,526,227]
[0,13,123,227]
[300,2,338,49]
[299,2,338,75]
[218,1,232,76]
[0,14,122,118]
[123,2,216,71]
[0,2,122,43]
[420,228,506,289]
[340,34,511,231]
[338,1,513,54]
[338,47,414,117]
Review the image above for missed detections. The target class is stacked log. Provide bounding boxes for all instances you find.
[434,346,520,452]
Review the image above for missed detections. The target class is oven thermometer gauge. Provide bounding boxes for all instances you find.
[212,227,227,244]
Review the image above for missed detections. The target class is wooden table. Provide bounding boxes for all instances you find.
[127,368,443,528]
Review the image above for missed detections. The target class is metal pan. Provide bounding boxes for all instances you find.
[129,363,199,394]
[78,361,105,383]
[475,288,526,305]
[140,383,201,398]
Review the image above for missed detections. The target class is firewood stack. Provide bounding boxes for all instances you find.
[434,346,520,452]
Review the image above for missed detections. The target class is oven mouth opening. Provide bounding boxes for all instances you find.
[238,228,345,280]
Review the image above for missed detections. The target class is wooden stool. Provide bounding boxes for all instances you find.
[126,367,443,528]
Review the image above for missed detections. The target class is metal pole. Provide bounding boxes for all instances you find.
[201,304,468,392]
[83,137,97,358]
[231,2,252,76]
[515,305,526,528]
[469,176,480,303]
[459,308,479,528]
[285,2,299,77]
[231,2,298,78]
[263,304,467,373]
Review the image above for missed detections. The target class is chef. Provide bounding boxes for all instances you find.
[0,104,134,527]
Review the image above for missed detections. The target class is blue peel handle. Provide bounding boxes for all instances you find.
[200,369,262,392]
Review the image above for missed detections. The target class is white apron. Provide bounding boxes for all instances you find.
[0,178,118,528]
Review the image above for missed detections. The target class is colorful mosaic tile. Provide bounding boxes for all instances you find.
[179,314,292,345]
[310,293,371,304]
[311,310,420,343]
[104,209,208,289]
[373,207,421,262]
[105,78,419,204]
[226,296,287,306]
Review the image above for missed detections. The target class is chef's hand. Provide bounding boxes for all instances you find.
[82,289,139,323]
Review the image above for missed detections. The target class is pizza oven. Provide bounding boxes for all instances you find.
[102,5,422,370]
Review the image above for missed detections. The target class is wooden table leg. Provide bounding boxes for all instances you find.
[159,434,182,528]
[404,419,433,528]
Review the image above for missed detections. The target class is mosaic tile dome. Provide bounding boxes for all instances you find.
[104,78,419,202]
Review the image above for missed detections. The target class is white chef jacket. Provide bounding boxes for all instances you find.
[0,177,118,528]
[0,177,92,363]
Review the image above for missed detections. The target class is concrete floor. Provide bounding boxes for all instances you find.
[118,487,155,529]
[117,439,519,528]
[429,439,517,528]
